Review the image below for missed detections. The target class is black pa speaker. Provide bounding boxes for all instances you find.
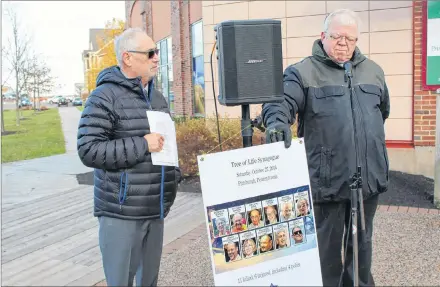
[214,19,284,106]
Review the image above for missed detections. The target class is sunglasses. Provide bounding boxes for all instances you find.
[128,48,159,59]
[293,230,302,236]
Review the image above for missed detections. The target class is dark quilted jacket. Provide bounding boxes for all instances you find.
[77,66,181,220]
[262,40,390,204]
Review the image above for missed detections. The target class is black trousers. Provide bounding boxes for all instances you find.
[314,194,379,287]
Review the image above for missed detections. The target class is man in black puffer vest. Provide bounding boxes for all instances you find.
[77,27,181,286]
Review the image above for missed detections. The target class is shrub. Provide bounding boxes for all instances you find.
[175,116,298,178]
[176,117,216,177]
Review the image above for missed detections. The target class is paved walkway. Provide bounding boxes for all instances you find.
[2,152,92,208]
[1,185,204,286]
[1,107,89,209]
[58,106,82,153]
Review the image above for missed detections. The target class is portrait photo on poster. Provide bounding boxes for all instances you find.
[205,185,317,275]
[262,198,280,225]
[229,205,248,234]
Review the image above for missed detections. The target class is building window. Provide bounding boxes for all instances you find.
[191,20,205,116]
[155,37,174,113]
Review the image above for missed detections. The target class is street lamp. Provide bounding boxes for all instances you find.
[435,88,440,208]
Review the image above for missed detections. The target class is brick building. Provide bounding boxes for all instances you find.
[126,0,438,178]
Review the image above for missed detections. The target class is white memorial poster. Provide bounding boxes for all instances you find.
[197,140,323,286]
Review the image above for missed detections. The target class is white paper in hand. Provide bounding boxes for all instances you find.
[146,110,179,167]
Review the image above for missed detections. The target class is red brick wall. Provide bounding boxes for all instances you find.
[126,1,151,33]
[189,1,202,24]
[413,0,437,147]
[171,0,193,117]
[128,0,144,29]
[127,0,194,117]
[152,1,171,42]
[144,1,153,36]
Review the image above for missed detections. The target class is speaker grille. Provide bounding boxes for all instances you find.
[215,20,284,106]
[235,25,279,100]
[222,27,238,103]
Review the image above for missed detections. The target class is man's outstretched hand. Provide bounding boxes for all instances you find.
[265,122,292,148]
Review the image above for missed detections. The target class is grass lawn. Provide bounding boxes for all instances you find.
[1,109,65,163]
[76,106,84,112]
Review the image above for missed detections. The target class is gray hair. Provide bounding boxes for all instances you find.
[114,27,145,66]
[324,9,361,36]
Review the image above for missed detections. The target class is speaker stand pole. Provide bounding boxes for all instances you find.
[241,105,253,148]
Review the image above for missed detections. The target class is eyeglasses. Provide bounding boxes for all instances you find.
[328,33,358,44]
[128,48,159,59]
[293,230,302,236]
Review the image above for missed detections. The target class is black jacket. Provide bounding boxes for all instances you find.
[262,40,390,204]
[77,66,181,220]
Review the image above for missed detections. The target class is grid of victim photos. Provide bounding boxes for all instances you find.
[208,186,313,263]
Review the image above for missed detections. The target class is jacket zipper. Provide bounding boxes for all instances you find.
[350,70,369,197]
[140,78,165,219]
[139,80,152,110]
[352,84,369,196]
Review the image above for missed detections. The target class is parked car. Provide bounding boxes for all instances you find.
[58,97,69,107]
[48,96,63,104]
[72,97,83,106]
[2,93,16,100]
[18,98,32,108]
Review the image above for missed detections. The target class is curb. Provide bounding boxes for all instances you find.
[377,204,440,214]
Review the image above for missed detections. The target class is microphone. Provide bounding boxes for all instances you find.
[343,61,353,79]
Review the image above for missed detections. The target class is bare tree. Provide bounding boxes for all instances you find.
[36,67,54,109]
[27,56,54,111]
[1,46,13,133]
[1,85,5,133]
[2,46,15,133]
[2,6,33,126]
[75,83,84,98]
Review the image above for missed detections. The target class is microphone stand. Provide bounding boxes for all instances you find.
[344,62,367,287]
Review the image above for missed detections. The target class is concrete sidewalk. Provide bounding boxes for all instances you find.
[58,106,82,153]
[2,107,89,208]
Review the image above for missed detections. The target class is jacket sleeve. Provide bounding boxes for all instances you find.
[380,82,390,123]
[175,167,182,183]
[77,91,149,170]
[262,65,306,126]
